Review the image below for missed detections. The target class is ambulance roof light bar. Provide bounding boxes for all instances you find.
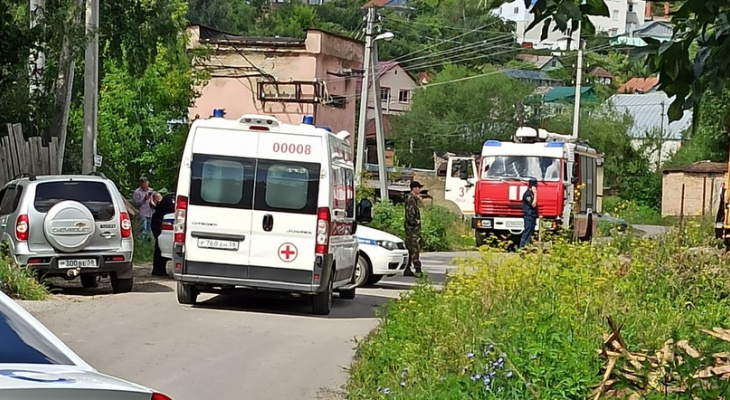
[238,114,281,129]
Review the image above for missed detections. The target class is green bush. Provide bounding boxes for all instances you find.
[603,196,665,225]
[368,201,473,252]
[347,224,730,399]
[0,246,48,300]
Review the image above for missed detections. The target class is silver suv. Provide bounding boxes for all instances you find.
[0,173,135,293]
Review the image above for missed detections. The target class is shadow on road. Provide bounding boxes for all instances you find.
[45,274,175,296]
[191,291,393,319]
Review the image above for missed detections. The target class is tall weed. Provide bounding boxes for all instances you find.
[0,245,48,300]
[348,227,730,399]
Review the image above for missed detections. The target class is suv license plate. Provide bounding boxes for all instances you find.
[58,259,98,269]
[198,238,239,251]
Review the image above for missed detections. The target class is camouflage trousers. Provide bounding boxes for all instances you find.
[405,229,422,272]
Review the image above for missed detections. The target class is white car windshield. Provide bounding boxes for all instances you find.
[0,301,75,365]
[481,156,561,182]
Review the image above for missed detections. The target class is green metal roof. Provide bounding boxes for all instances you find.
[543,86,597,103]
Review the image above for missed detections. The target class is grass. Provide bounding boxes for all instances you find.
[347,220,730,399]
[131,219,155,264]
[0,245,48,300]
[368,202,475,252]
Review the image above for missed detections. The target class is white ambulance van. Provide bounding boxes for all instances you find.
[171,112,371,315]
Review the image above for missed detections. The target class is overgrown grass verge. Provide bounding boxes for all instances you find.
[0,249,48,300]
[347,221,730,399]
[369,202,475,251]
[132,219,154,264]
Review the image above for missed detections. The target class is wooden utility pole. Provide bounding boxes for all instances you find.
[82,0,99,174]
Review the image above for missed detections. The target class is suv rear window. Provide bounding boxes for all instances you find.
[254,160,320,215]
[0,300,75,365]
[34,181,115,221]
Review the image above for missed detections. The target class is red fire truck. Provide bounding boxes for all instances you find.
[454,126,604,247]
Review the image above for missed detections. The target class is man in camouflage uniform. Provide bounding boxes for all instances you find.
[404,181,424,277]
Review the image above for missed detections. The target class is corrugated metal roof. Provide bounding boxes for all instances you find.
[544,86,596,103]
[589,66,613,78]
[502,68,562,82]
[618,77,659,94]
[662,161,727,175]
[608,92,693,140]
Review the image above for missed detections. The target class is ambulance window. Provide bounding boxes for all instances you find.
[190,155,255,209]
[255,160,320,214]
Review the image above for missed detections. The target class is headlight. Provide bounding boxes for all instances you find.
[376,240,398,251]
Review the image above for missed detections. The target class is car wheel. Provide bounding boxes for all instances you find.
[354,256,370,288]
[80,274,99,289]
[365,274,383,285]
[311,276,333,315]
[110,274,134,293]
[177,281,198,305]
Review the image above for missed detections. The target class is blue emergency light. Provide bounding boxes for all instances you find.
[483,140,502,147]
[546,141,564,147]
[213,109,225,118]
[302,115,314,125]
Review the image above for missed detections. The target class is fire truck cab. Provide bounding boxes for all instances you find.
[461,127,604,247]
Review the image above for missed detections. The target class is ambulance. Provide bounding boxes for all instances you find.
[171,111,369,315]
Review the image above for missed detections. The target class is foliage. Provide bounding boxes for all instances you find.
[389,65,533,168]
[0,245,48,300]
[348,224,730,399]
[602,196,665,226]
[368,201,472,251]
[132,219,155,264]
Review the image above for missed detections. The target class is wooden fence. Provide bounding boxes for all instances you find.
[0,123,60,186]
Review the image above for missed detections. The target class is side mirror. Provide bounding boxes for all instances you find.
[571,164,579,184]
[357,198,373,224]
[571,176,579,185]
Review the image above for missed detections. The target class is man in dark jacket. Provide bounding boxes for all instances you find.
[519,178,538,249]
[404,181,424,277]
[150,189,176,277]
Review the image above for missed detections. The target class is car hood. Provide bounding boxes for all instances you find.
[356,225,403,244]
[0,364,153,398]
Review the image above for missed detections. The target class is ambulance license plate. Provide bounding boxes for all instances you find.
[58,259,98,268]
[198,238,239,251]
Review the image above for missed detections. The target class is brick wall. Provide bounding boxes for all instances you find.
[661,172,727,217]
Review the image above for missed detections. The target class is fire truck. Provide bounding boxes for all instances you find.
[451,126,605,247]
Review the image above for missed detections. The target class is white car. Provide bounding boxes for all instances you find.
[160,215,407,288]
[0,290,175,400]
[353,225,409,287]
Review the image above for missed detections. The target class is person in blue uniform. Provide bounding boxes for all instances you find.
[519,178,538,249]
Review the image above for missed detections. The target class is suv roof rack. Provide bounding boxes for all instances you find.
[87,171,108,179]
[13,173,37,181]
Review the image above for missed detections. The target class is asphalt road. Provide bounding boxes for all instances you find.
[18,251,477,400]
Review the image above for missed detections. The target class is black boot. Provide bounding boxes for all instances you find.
[404,268,415,277]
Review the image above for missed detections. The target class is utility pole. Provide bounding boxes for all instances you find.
[355,7,375,186]
[571,22,583,140]
[82,0,99,174]
[658,101,665,171]
[371,33,390,202]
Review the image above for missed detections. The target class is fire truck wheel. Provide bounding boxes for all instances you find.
[475,231,485,247]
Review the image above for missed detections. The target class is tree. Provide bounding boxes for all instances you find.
[388,65,533,168]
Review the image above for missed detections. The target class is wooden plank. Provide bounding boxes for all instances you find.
[50,137,59,174]
[12,123,29,175]
[28,137,38,175]
[0,135,8,185]
[6,124,20,179]
[38,138,49,176]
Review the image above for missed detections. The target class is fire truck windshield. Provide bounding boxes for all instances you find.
[481,156,561,182]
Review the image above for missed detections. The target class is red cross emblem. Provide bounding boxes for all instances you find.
[278,243,297,262]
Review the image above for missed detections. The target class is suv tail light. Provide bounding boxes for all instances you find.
[15,214,29,241]
[315,207,330,254]
[151,392,174,400]
[120,212,132,238]
[174,195,188,244]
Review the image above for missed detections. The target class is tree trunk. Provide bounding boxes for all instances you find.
[48,0,83,174]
